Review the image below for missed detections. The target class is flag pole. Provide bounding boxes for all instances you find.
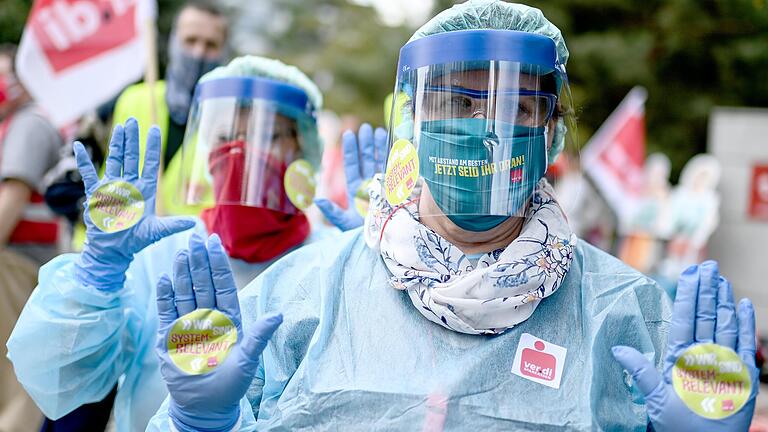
[143,13,164,215]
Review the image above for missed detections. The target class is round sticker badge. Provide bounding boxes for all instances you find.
[284,159,316,211]
[167,309,238,375]
[672,343,751,419]
[354,179,373,218]
[384,139,419,206]
[88,181,145,233]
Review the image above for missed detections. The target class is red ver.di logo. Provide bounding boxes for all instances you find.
[521,340,556,381]
[512,333,568,389]
[29,0,137,74]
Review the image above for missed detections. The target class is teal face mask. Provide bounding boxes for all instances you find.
[417,118,548,232]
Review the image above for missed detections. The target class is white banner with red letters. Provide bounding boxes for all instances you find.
[15,0,156,126]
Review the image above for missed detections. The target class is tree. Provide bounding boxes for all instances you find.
[525,0,768,179]
[0,0,31,45]
[429,0,768,179]
[224,0,413,124]
[4,0,767,179]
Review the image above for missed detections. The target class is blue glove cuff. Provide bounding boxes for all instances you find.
[169,401,241,432]
[75,241,132,292]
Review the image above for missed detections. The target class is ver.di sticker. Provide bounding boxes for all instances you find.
[88,180,145,233]
[511,333,567,389]
[167,309,238,375]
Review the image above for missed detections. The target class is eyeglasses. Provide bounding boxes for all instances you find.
[422,86,557,127]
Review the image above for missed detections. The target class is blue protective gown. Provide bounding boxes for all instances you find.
[6,218,332,432]
[149,228,671,431]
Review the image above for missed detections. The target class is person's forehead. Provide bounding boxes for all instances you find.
[275,114,295,126]
[203,103,296,126]
[434,69,540,90]
[176,7,226,38]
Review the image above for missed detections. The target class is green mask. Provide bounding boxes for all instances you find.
[418,118,548,232]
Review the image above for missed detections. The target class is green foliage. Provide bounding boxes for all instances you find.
[0,0,31,44]
[227,0,412,124]
[520,0,768,179]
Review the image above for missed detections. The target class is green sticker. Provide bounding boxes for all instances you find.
[167,309,238,375]
[88,181,145,233]
[354,179,372,218]
[284,159,316,211]
[384,139,419,206]
[672,343,751,419]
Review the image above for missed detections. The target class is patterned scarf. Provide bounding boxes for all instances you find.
[365,175,577,335]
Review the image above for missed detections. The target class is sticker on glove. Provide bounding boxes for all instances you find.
[384,139,419,206]
[672,343,751,419]
[88,181,145,233]
[355,179,373,218]
[284,159,316,211]
[167,309,238,375]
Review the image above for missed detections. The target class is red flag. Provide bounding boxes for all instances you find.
[581,86,647,219]
[15,0,156,126]
[749,164,768,221]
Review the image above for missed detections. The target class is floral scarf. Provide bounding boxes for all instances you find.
[364,175,577,335]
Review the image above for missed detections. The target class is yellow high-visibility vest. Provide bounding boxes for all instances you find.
[111,80,206,216]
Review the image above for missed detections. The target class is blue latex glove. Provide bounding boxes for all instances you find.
[155,233,283,432]
[74,118,196,291]
[315,123,388,231]
[612,261,758,432]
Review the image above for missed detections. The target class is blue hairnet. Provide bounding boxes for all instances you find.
[201,55,323,110]
[410,0,570,162]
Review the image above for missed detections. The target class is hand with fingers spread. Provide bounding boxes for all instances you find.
[74,118,196,291]
[315,123,388,231]
[155,233,282,432]
[612,261,758,432]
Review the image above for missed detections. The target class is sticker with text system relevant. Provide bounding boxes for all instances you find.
[384,139,419,206]
[284,159,316,211]
[672,343,751,419]
[511,333,567,389]
[167,309,238,375]
[88,181,144,233]
[354,178,373,217]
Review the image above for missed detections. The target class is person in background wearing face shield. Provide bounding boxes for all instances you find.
[111,0,228,216]
[146,2,759,431]
[0,43,63,432]
[5,56,371,432]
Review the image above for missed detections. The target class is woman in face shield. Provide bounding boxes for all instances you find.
[6,56,344,432]
[148,2,758,431]
[179,60,330,286]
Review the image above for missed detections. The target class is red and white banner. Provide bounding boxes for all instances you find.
[749,164,768,221]
[581,86,647,222]
[15,0,156,126]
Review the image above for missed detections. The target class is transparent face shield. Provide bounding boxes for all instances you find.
[180,77,320,214]
[384,30,577,232]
